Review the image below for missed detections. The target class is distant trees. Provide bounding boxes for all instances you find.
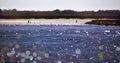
[0,9,2,16]
[0,9,120,19]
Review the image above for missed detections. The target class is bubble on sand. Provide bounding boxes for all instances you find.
[7,52,12,57]
[9,55,15,62]
[57,61,61,63]
[15,44,20,49]
[11,50,15,55]
[26,50,31,55]
[116,31,120,35]
[8,42,13,47]
[105,30,110,33]
[37,56,41,60]
[21,53,25,57]
[44,53,49,58]
[99,45,103,50]
[1,47,8,53]
[0,55,5,63]
[75,30,80,33]
[17,52,21,56]
[70,62,74,63]
[25,55,30,59]
[21,58,25,63]
[116,47,120,51]
[29,56,33,61]
[33,52,37,57]
[98,53,103,60]
[75,48,81,54]
[16,35,21,39]
[33,61,37,63]
[32,45,37,49]
[16,32,18,35]
[89,57,94,60]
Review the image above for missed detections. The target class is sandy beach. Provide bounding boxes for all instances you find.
[0,19,93,25]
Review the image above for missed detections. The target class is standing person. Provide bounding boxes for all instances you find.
[28,20,31,23]
[28,20,30,23]
[76,20,78,23]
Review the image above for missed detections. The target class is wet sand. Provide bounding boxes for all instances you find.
[0,19,93,25]
[0,25,120,63]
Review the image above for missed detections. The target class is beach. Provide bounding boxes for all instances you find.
[0,19,93,25]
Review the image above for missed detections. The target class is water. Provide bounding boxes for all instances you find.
[0,25,120,63]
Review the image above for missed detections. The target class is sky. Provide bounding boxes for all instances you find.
[0,0,120,11]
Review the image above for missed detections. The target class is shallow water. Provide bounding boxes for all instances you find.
[0,25,120,63]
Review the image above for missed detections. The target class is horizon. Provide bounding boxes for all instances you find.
[0,0,120,11]
[1,8,120,12]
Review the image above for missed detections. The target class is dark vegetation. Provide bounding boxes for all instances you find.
[85,19,120,26]
[0,9,120,19]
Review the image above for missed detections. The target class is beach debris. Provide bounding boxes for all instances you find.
[15,44,20,49]
[89,57,94,60]
[8,42,13,47]
[16,34,21,39]
[116,47,120,51]
[37,56,41,60]
[0,55,5,63]
[32,44,37,49]
[7,52,12,57]
[11,50,15,55]
[84,30,89,36]
[70,62,74,63]
[113,44,117,48]
[33,61,37,63]
[99,45,104,50]
[116,31,120,35]
[33,52,37,57]
[75,48,81,55]
[59,32,63,35]
[17,52,21,56]
[21,53,25,58]
[44,53,49,58]
[75,30,80,33]
[57,61,62,63]
[29,55,34,61]
[26,50,31,56]
[24,55,29,59]
[1,47,8,54]
[9,55,15,62]
[105,30,110,33]
[98,53,103,60]
[21,58,25,63]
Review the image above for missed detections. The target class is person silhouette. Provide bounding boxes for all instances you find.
[28,20,30,23]
[76,20,77,23]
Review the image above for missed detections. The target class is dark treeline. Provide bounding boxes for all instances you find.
[0,9,120,19]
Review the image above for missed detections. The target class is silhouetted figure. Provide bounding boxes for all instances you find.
[28,20,31,23]
[76,20,78,23]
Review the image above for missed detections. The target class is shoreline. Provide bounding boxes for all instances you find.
[0,19,93,25]
[0,19,120,26]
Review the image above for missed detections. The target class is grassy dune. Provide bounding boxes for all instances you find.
[85,19,120,26]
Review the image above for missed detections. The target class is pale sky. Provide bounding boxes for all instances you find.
[0,0,120,11]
